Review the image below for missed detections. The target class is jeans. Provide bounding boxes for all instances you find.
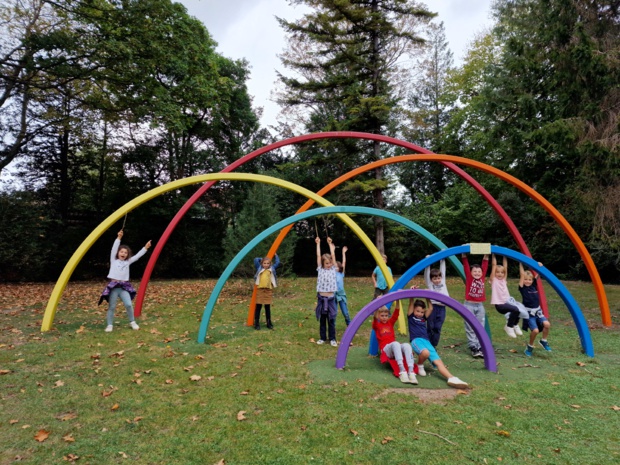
[319,314,336,341]
[337,299,351,325]
[107,287,135,325]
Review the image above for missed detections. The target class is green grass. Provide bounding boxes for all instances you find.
[1,277,619,464]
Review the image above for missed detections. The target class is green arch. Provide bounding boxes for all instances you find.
[198,206,465,342]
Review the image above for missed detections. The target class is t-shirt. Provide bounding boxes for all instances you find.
[316,266,337,293]
[373,265,392,290]
[424,260,449,304]
[490,277,510,305]
[336,271,345,294]
[462,256,488,302]
[519,278,540,308]
[408,313,428,342]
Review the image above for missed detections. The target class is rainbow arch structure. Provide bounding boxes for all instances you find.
[134,131,550,321]
[40,174,394,331]
[197,206,467,343]
[385,244,594,357]
[335,289,499,372]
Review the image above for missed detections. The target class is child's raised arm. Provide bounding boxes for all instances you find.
[315,237,322,268]
[490,254,497,282]
[425,299,433,318]
[144,240,152,250]
[341,246,347,273]
[519,262,526,287]
[327,237,336,265]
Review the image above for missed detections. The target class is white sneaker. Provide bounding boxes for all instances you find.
[399,371,409,383]
[130,321,140,330]
[447,377,469,389]
[504,325,517,338]
[408,372,418,385]
[316,339,325,345]
[105,325,113,332]
[330,340,338,347]
[417,365,427,376]
[514,325,523,336]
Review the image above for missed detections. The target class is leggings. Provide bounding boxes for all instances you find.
[494,303,521,327]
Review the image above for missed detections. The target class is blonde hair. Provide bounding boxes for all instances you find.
[524,270,534,279]
[374,306,390,320]
[321,253,332,267]
[495,265,506,274]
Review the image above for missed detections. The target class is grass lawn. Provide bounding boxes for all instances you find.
[1,276,619,464]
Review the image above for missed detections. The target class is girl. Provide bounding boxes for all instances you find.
[407,297,468,389]
[335,245,351,326]
[314,236,338,346]
[490,254,528,338]
[253,254,280,330]
[373,303,416,384]
[99,230,151,332]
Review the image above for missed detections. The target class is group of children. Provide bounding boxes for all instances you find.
[101,232,551,388]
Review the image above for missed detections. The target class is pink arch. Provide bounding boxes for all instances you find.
[133,131,547,317]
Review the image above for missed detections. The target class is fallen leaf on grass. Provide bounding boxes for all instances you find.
[191,415,199,421]
[508,349,517,353]
[183,366,194,372]
[576,362,586,367]
[63,433,75,442]
[350,429,359,436]
[54,380,65,388]
[570,405,581,409]
[381,436,394,444]
[495,422,503,427]
[240,391,249,395]
[496,430,511,437]
[110,351,124,358]
[10,419,18,425]
[190,375,202,381]
[309,338,315,343]
[57,412,77,421]
[111,403,119,411]
[118,451,128,458]
[63,453,79,462]
[213,460,225,465]
[611,406,620,411]
[75,326,85,334]
[237,411,246,421]
[34,429,50,442]
[165,379,174,384]
[0,369,11,375]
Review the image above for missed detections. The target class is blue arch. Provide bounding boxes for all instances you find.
[197,206,465,343]
[388,244,594,357]
[335,289,498,372]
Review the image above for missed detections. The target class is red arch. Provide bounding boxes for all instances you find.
[134,132,547,317]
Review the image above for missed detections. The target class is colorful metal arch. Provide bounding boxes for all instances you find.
[134,131,549,322]
[387,244,594,357]
[197,206,466,343]
[40,174,393,332]
[335,289,498,372]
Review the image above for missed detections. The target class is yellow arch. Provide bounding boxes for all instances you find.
[41,173,396,332]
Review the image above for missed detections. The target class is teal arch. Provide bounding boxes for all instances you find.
[198,206,465,343]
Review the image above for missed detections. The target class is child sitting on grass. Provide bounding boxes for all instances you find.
[372,303,417,385]
[407,296,469,389]
[519,263,552,356]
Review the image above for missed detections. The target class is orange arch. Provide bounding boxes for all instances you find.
[250,154,610,326]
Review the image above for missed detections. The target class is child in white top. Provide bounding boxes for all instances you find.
[99,230,151,332]
[315,237,338,346]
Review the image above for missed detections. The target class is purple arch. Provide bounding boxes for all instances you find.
[134,131,547,316]
[335,289,497,373]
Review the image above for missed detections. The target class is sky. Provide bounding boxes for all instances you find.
[179,0,496,129]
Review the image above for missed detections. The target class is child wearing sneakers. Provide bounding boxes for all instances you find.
[315,236,338,347]
[519,263,552,356]
[407,297,468,389]
[461,253,489,358]
[373,303,417,385]
[490,255,529,338]
[99,230,151,332]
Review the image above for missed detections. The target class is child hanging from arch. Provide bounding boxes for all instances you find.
[519,262,552,356]
[253,254,280,330]
[99,230,151,332]
[490,254,529,338]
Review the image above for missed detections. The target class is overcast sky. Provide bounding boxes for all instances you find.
[181,0,496,128]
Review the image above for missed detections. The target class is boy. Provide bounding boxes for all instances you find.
[424,257,449,347]
[407,297,468,389]
[519,263,552,356]
[461,253,489,358]
[372,253,392,298]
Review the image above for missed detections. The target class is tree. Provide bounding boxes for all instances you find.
[276,0,434,252]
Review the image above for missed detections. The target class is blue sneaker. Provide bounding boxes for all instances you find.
[524,345,533,357]
[539,340,552,351]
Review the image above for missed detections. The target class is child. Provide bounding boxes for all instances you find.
[519,263,552,356]
[490,255,528,338]
[99,230,151,332]
[371,253,391,298]
[315,237,338,346]
[373,303,417,384]
[424,257,449,347]
[335,245,351,326]
[461,253,489,358]
[253,254,280,330]
[408,297,468,389]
